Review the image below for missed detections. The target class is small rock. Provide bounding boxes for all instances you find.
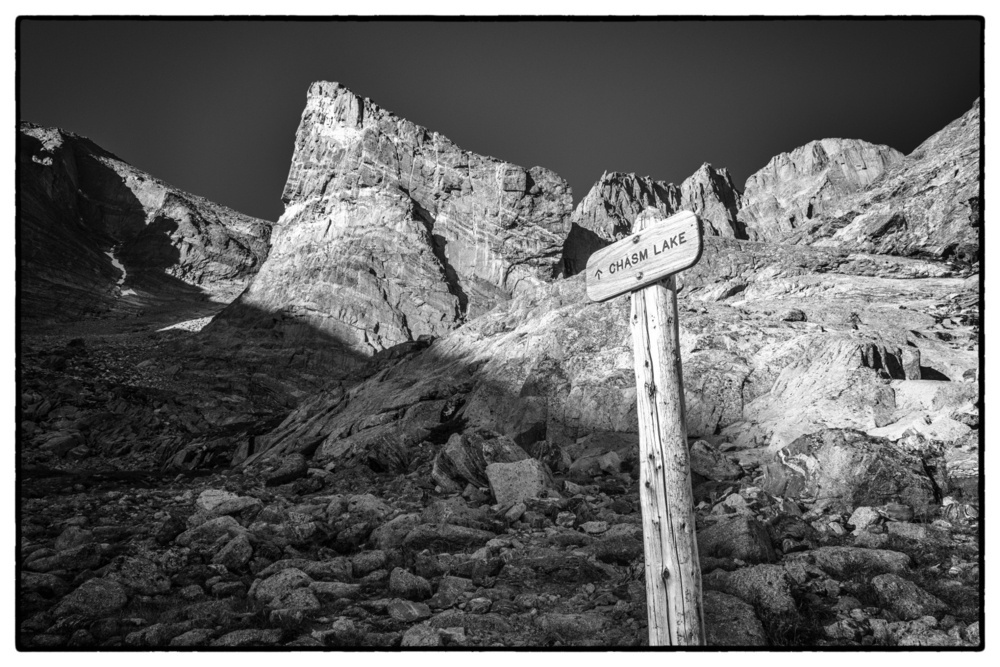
[400,622,441,646]
[689,440,743,481]
[104,556,171,596]
[886,522,937,541]
[271,587,320,611]
[351,550,388,577]
[879,502,915,522]
[485,458,552,507]
[178,584,204,599]
[596,451,621,473]
[579,521,608,534]
[466,597,492,614]
[703,564,796,617]
[310,581,362,602]
[196,489,243,513]
[389,567,432,600]
[847,506,882,531]
[535,612,608,639]
[211,629,283,647]
[853,530,890,549]
[504,502,527,522]
[790,546,910,578]
[387,599,432,622]
[871,574,948,620]
[252,567,312,604]
[401,523,495,552]
[212,534,253,570]
[428,576,473,609]
[265,453,308,486]
[53,578,128,618]
[703,590,767,646]
[54,526,94,552]
[698,516,776,563]
[175,515,245,548]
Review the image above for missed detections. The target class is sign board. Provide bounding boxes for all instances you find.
[584,210,703,302]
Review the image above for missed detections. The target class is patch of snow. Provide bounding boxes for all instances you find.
[105,249,137,296]
[157,315,215,333]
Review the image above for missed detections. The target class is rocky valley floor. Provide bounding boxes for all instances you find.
[17,283,982,649]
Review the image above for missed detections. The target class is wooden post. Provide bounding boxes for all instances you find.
[629,213,705,646]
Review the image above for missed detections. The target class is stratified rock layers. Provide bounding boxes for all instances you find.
[217,82,573,358]
[18,123,272,320]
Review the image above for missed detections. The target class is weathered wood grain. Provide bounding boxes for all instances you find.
[629,210,705,646]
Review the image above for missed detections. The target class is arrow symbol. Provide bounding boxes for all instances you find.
[595,269,603,279]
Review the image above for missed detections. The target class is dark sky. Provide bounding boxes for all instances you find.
[18,19,982,223]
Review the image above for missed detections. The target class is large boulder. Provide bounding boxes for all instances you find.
[703,590,768,646]
[53,578,129,618]
[762,429,937,513]
[431,431,530,492]
[485,458,553,507]
[871,574,948,620]
[697,516,776,564]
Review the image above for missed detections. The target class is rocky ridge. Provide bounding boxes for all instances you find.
[18,123,272,321]
[562,165,746,275]
[210,82,573,371]
[739,138,904,242]
[564,101,979,275]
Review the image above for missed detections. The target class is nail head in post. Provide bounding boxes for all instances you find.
[635,272,644,281]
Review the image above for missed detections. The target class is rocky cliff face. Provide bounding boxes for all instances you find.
[739,138,904,242]
[212,82,573,363]
[739,101,980,267]
[812,99,980,265]
[562,165,746,275]
[18,123,272,320]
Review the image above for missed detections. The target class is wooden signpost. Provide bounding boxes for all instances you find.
[586,208,705,646]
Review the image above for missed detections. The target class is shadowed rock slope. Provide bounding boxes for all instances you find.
[18,123,273,321]
[210,82,573,365]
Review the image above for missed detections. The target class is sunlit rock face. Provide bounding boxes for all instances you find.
[739,138,904,242]
[739,100,980,268]
[18,123,272,320]
[245,232,976,471]
[561,165,746,276]
[216,81,574,359]
[810,99,981,265]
